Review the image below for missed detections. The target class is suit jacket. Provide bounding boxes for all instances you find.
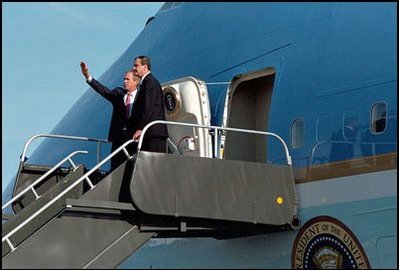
[88,78,134,142]
[130,73,168,139]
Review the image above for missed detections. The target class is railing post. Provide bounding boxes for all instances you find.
[30,187,41,200]
[122,147,131,158]
[5,238,16,252]
[68,158,77,170]
[85,177,94,190]
[214,127,219,159]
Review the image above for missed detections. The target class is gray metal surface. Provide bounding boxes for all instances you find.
[2,158,155,269]
[2,207,153,269]
[3,148,296,268]
[80,157,132,202]
[2,165,85,257]
[3,151,87,212]
[131,152,296,225]
[83,225,155,269]
[12,164,72,213]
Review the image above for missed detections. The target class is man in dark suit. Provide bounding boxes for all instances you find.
[80,61,140,170]
[131,56,169,152]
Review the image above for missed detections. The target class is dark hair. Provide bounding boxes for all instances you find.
[135,55,151,70]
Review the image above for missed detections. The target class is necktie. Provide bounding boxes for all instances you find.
[125,93,131,118]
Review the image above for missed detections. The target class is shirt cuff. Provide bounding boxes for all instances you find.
[86,75,93,83]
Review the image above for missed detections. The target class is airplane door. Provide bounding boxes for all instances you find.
[223,67,275,163]
[162,76,212,158]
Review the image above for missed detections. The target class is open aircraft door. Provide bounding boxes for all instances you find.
[162,76,212,158]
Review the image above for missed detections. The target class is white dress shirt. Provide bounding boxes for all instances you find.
[87,75,137,116]
[124,90,137,118]
[141,71,151,83]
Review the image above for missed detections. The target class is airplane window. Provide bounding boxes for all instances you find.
[371,102,387,134]
[291,118,304,149]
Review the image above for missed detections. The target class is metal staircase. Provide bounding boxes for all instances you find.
[2,121,298,268]
[2,157,154,268]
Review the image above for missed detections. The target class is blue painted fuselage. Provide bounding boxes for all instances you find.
[3,2,397,268]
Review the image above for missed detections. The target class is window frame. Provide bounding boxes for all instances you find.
[370,101,387,134]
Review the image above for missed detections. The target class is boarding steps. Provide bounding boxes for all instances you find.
[2,164,86,256]
[2,121,298,268]
[2,157,156,269]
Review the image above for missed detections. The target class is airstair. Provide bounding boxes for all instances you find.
[2,134,155,268]
[2,77,298,268]
[2,121,297,268]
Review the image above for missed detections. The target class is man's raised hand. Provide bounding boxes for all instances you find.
[80,61,90,80]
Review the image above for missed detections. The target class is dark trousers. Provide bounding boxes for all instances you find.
[118,136,166,217]
[110,132,137,171]
[118,136,167,221]
[141,136,167,153]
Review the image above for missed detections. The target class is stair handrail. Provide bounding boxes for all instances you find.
[138,120,292,166]
[2,150,88,212]
[14,133,109,190]
[2,139,137,252]
[20,133,109,164]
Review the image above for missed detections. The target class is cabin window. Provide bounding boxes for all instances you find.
[371,102,387,134]
[291,118,304,149]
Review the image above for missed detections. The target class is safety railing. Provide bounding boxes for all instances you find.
[2,139,135,252]
[14,134,109,186]
[138,120,292,166]
[19,133,109,164]
[2,120,292,251]
[2,150,88,212]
